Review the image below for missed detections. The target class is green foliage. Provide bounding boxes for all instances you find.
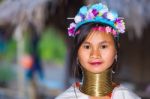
[24,32,31,54]
[0,64,15,82]
[39,27,66,63]
[0,39,16,61]
[5,39,17,61]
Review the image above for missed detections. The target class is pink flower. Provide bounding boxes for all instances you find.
[92,9,99,16]
[68,23,76,36]
[116,22,125,33]
[112,29,117,36]
[98,26,105,31]
[115,19,125,33]
[115,18,121,23]
[86,9,95,19]
[105,26,111,33]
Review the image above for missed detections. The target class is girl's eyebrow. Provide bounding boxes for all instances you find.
[100,41,109,44]
[83,41,110,44]
[82,42,90,44]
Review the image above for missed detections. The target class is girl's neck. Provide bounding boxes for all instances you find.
[79,68,113,97]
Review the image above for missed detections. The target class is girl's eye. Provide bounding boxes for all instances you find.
[101,45,108,49]
[83,44,90,49]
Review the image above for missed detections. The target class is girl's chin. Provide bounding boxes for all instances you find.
[86,67,108,73]
[87,69,105,74]
[88,67,105,73]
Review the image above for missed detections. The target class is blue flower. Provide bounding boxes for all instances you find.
[91,3,103,11]
[106,11,118,21]
[79,6,88,15]
[110,11,118,20]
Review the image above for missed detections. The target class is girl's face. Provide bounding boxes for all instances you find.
[78,30,116,73]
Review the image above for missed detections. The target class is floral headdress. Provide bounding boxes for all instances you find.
[68,3,125,37]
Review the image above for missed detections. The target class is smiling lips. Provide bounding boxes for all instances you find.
[89,61,103,65]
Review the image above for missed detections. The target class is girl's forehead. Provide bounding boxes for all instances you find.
[84,30,114,43]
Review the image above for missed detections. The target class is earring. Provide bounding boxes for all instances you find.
[115,55,118,62]
[112,55,117,74]
[112,70,115,74]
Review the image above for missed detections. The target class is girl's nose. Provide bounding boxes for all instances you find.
[90,49,101,59]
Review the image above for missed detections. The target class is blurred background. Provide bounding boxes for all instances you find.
[0,0,150,99]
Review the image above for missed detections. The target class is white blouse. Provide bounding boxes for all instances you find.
[55,84,141,99]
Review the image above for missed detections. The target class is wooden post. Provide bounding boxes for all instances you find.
[14,25,26,99]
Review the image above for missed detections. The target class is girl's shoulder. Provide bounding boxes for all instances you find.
[55,82,88,99]
[112,84,141,99]
[55,83,141,99]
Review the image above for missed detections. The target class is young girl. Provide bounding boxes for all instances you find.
[56,3,141,99]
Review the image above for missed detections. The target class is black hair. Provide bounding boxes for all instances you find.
[70,22,119,80]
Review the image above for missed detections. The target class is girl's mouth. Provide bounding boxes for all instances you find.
[89,61,103,65]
